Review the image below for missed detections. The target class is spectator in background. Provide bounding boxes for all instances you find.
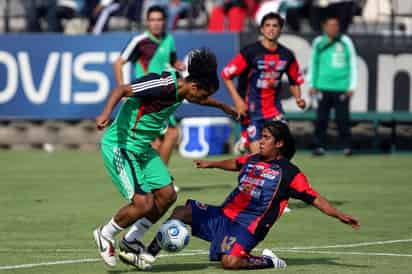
[254,0,288,27]
[112,5,184,171]
[90,0,143,34]
[284,0,307,32]
[221,12,306,154]
[310,0,356,33]
[24,0,84,32]
[208,0,248,32]
[143,0,192,30]
[308,16,357,156]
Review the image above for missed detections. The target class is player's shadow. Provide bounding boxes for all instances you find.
[179,184,232,192]
[288,200,347,209]
[107,262,210,273]
[286,257,369,268]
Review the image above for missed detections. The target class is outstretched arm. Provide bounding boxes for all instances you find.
[194,159,239,171]
[199,97,240,120]
[223,78,247,117]
[96,84,133,129]
[313,195,360,229]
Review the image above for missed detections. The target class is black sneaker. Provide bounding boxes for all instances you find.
[312,147,325,156]
[118,238,145,267]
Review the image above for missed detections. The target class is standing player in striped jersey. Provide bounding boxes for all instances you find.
[222,12,306,154]
[137,121,359,270]
[93,49,236,267]
[113,5,184,166]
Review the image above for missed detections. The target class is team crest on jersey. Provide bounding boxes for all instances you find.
[262,168,280,180]
[276,60,287,71]
[195,201,208,210]
[247,125,257,138]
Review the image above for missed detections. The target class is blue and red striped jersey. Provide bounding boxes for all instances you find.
[221,42,304,121]
[222,154,318,241]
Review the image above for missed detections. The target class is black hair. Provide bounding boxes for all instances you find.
[146,5,167,20]
[263,120,296,160]
[260,12,284,28]
[322,15,340,25]
[185,48,219,93]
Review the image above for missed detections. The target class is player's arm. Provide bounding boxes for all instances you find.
[194,154,251,171]
[289,171,360,230]
[96,84,133,129]
[170,52,185,71]
[312,195,360,229]
[114,35,142,85]
[286,56,306,109]
[198,97,239,120]
[194,159,239,171]
[221,53,249,116]
[113,57,127,86]
[289,85,306,109]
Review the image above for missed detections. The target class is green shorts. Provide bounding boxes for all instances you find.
[101,144,173,200]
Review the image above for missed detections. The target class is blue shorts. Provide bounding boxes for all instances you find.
[187,199,258,261]
[247,117,288,142]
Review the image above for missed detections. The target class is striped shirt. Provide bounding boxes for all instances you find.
[101,71,182,153]
[222,154,318,241]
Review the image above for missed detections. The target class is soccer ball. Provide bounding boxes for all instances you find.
[156,219,190,252]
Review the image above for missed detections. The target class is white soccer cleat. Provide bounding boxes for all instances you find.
[262,248,287,269]
[93,227,116,267]
[137,251,156,270]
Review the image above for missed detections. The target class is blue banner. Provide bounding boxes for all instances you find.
[0,32,237,119]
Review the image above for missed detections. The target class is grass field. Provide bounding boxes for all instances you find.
[1,151,412,274]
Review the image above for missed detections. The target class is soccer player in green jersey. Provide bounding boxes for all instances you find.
[93,48,237,267]
[113,5,184,171]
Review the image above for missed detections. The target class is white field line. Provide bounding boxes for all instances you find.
[277,250,412,257]
[1,238,411,270]
[280,238,412,250]
[0,258,100,270]
[1,238,411,254]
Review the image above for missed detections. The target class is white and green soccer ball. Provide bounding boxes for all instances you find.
[156,219,190,252]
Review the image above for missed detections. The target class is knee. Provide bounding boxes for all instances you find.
[221,255,242,270]
[155,185,177,207]
[164,186,178,206]
[170,204,192,224]
[131,194,153,214]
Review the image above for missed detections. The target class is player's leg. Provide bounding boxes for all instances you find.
[121,202,194,270]
[334,92,352,155]
[313,91,333,155]
[221,251,286,270]
[217,221,286,270]
[95,146,154,267]
[136,200,217,270]
[119,149,178,265]
[121,184,177,247]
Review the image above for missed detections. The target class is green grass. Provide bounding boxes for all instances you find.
[1,151,412,274]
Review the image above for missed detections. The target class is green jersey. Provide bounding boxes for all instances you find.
[101,71,183,153]
[120,31,177,77]
[308,34,357,92]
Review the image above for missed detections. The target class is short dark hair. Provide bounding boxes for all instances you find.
[263,121,296,160]
[146,5,167,20]
[260,12,284,28]
[322,15,339,25]
[186,48,219,93]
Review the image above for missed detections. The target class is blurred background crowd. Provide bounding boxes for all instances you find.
[1,0,412,35]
